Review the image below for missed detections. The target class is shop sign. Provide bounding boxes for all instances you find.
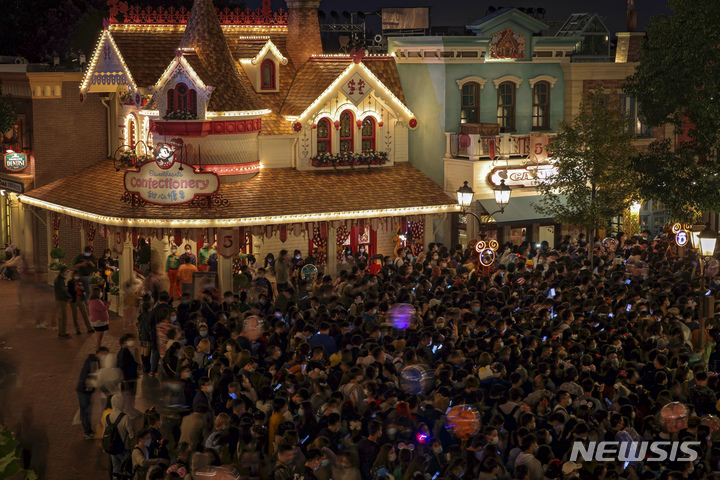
[488,164,558,188]
[3,152,28,172]
[676,230,689,247]
[124,159,219,206]
[0,177,24,193]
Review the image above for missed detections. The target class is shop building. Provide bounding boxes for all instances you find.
[17,0,457,310]
[389,7,673,247]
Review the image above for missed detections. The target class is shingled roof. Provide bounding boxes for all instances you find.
[111,28,184,89]
[178,0,265,113]
[280,57,407,117]
[22,160,456,225]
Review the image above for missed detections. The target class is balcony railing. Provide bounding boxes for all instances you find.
[445,126,556,160]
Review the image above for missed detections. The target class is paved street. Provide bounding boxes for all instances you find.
[0,275,139,480]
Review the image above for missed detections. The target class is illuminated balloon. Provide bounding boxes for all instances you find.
[243,316,264,341]
[626,259,649,279]
[400,364,431,394]
[389,303,416,329]
[701,415,720,441]
[445,404,481,439]
[602,237,618,253]
[301,264,318,282]
[659,402,689,433]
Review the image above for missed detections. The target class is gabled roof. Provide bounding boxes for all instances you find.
[467,7,549,36]
[80,29,140,94]
[21,160,457,226]
[280,57,407,118]
[110,27,184,89]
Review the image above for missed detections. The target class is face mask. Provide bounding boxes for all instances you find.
[386,428,397,436]
[183,372,191,379]
[84,252,91,257]
[203,243,209,248]
[226,345,233,352]
[171,249,177,254]
[388,453,397,462]
[144,440,151,447]
[171,315,177,322]
[205,385,214,394]
[472,307,481,313]
[200,330,208,337]
[297,408,305,417]
[440,263,447,268]
[611,358,619,365]
[73,276,80,281]
[127,340,135,347]
[105,254,110,258]
[224,297,232,303]
[321,460,330,467]
[490,436,499,445]
[296,255,301,259]
[185,250,191,254]
[433,447,442,455]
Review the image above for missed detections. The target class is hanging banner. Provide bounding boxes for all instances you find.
[173,229,183,247]
[488,138,496,160]
[530,134,549,161]
[279,224,287,243]
[216,228,242,258]
[113,227,126,254]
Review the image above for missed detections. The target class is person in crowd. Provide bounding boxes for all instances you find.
[97,248,118,302]
[166,244,182,301]
[78,234,720,480]
[136,238,151,276]
[105,394,134,479]
[77,347,109,439]
[89,287,110,351]
[178,256,198,298]
[198,238,214,272]
[117,334,139,395]
[72,245,96,302]
[68,270,94,335]
[53,266,71,336]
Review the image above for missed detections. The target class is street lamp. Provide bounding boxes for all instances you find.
[692,225,718,357]
[699,228,717,257]
[456,179,511,236]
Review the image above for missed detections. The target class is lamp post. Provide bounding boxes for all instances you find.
[692,225,718,356]
[456,179,511,237]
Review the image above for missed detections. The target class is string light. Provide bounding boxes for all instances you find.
[18,196,460,228]
[206,110,271,117]
[238,40,288,65]
[80,30,138,93]
[202,162,262,175]
[287,63,415,125]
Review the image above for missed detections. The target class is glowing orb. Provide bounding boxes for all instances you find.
[388,303,415,329]
[401,364,431,394]
[601,237,618,252]
[659,402,689,433]
[445,404,481,439]
[243,316,264,341]
[301,264,318,282]
[626,259,649,279]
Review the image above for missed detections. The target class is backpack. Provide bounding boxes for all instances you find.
[102,412,126,454]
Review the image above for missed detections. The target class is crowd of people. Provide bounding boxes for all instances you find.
[74,232,720,480]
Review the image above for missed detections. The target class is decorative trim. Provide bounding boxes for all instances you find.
[108,0,288,26]
[456,76,488,90]
[240,40,289,66]
[80,30,137,94]
[528,75,558,89]
[19,195,460,228]
[201,162,261,176]
[492,75,523,89]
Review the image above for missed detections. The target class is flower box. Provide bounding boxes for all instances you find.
[311,151,389,168]
[109,294,120,314]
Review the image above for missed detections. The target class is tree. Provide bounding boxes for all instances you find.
[624,0,720,222]
[0,80,17,137]
[533,88,638,265]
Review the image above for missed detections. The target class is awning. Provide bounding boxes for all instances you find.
[478,195,564,226]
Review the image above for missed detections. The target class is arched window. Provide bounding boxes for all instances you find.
[339,110,354,152]
[261,59,276,90]
[317,118,331,154]
[167,83,197,115]
[532,81,550,130]
[461,82,480,124]
[126,115,137,148]
[361,117,375,152]
[497,81,516,132]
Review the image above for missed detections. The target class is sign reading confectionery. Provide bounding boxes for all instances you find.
[488,164,558,188]
[124,157,219,205]
[3,152,28,172]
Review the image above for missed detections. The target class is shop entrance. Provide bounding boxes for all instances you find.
[538,225,554,246]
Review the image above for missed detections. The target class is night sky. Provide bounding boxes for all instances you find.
[303,0,672,33]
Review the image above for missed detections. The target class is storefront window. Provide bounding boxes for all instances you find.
[317,118,331,154]
[339,111,354,152]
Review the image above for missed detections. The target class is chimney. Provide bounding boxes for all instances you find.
[285,0,323,68]
[615,32,645,63]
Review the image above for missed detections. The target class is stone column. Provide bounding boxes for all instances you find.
[21,204,35,273]
[424,214,435,250]
[117,238,135,318]
[327,226,337,277]
[217,254,234,296]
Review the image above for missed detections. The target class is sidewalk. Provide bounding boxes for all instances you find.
[0,275,138,480]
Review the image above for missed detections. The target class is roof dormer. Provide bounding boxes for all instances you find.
[239,40,288,93]
[149,51,214,120]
